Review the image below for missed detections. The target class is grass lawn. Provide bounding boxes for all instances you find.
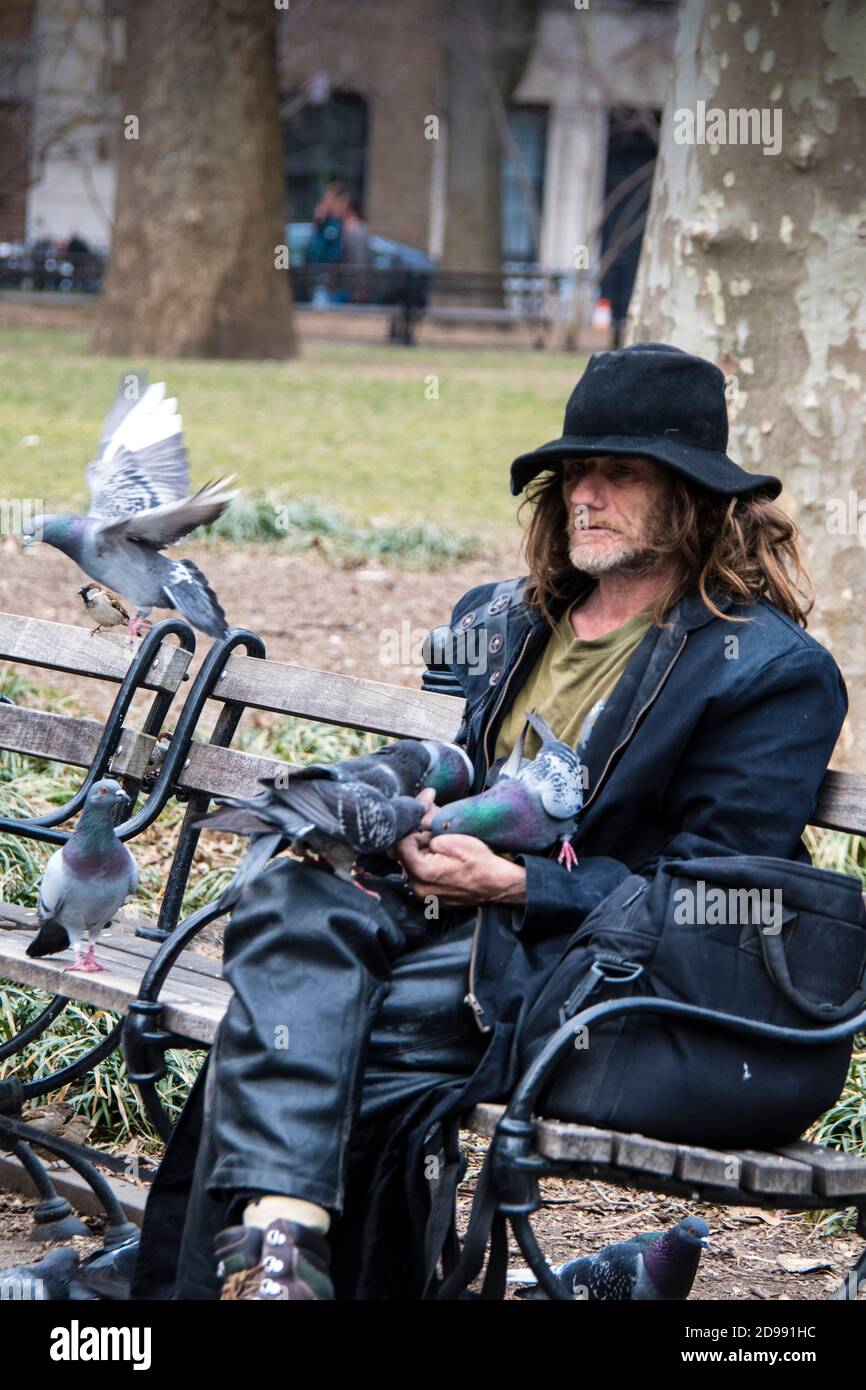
[0,326,584,530]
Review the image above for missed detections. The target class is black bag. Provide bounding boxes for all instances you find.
[517,855,866,1149]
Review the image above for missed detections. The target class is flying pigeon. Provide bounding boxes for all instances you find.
[21,373,236,639]
[0,1247,81,1301]
[27,778,139,973]
[78,582,129,636]
[428,709,583,868]
[509,1216,710,1301]
[196,738,473,906]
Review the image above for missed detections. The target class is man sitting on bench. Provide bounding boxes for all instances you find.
[131,343,847,1301]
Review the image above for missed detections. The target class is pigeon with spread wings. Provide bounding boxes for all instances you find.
[21,373,236,638]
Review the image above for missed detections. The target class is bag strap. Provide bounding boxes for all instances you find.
[435,1147,508,1300]
[758,920,866,1023]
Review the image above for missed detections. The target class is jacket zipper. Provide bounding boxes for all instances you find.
[464,907,491,1033]
[580,633,688,813]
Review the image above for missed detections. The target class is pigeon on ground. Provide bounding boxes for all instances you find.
[21,374,236,639]
[195,738,473,906]
[26,778,138,973]
[78,582,129,636]
[509,1216,710,1300]
[0,1247,80,1300]
[69,1235,140,1301]
[428,709,583,868]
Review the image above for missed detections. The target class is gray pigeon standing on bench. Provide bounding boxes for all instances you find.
[509,1216,710,1300]
[20,373,236,639]
[27,779,139,974]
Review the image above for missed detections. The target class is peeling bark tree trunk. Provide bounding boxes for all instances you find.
[92,0,296,359]
[440,0,541,276]
[627,0,866,769]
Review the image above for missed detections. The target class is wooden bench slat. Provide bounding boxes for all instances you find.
[0,927,228,1043]
[612,1132,680,1177]
[0,925,226,1009]
[732,1149,815,1196]
[0,706,155,780]
[0,909,228,996]
[535,1117,614,1164]
[0,614,191,693]
[774,1139,866,1198]
[812,769,866,836]
[177,740,284,799]
[675,1144,741,1189]
[212,654,463,742]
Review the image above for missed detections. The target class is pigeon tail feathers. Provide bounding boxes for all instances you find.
[26,916,70,959]
[163,558,229,638]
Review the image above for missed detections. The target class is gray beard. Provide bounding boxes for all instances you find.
[568,539,665,578]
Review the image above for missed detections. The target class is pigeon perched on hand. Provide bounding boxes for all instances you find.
[0,1247,80,1301]
[197,778,426,906]
[196,738,473,907]
[428,710,583,868]
[27,778,138,973]
[78,582,129,636]
[21,374,236,639]
[510,1216,710,1301]
[288,738,473,803]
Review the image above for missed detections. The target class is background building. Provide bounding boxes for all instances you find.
[11,0,677,317]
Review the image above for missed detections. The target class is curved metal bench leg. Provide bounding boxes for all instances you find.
[122,899,225,1137]
[0,1115,138,1247]
[10,1137,90,1241]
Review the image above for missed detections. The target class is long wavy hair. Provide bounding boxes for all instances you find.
[520,468,813,629]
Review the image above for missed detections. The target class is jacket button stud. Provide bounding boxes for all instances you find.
[488,634,503,654]
[460,610,476,628]
[488,594,511,614]
[489,669,502,685]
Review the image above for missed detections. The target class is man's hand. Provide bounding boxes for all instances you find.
[392,790,526,907]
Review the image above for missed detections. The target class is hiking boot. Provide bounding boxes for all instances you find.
[215,1219,334,1301]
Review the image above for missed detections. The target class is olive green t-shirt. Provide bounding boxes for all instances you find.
[494,602,654,763]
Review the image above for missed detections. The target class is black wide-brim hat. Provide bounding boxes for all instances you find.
[510,342,782,499]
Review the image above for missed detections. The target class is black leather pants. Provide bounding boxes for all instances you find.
[167,858,488,1298]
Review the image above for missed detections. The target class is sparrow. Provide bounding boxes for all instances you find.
[78,583,130,636]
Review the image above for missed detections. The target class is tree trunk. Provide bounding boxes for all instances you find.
[92,0,296,359]
[627,0,866,769]
[439,0,541,277]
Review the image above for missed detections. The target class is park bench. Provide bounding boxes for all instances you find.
[0,609,865,1299]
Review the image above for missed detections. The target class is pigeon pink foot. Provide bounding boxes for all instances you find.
[66,944,106,973]
[557,839,578,871]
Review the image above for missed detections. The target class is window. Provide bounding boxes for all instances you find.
[281,90,368,222]
[502,105,548,264]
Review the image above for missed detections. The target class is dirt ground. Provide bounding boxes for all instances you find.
[3,536,515,724]
[1,1156,862,1301]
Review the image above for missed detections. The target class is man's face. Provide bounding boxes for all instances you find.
[561,454,671,576]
